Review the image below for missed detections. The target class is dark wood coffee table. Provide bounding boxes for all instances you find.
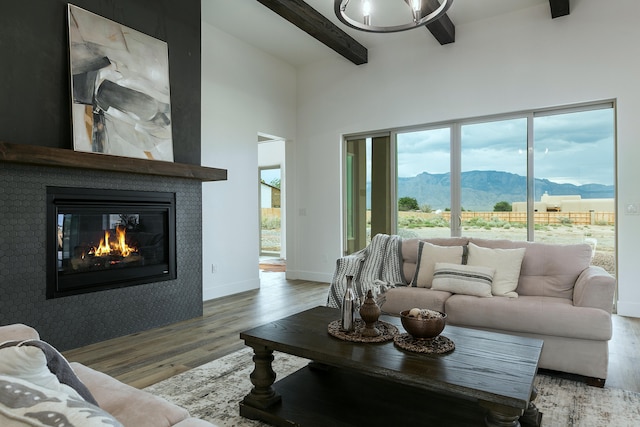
[240,306,543,427]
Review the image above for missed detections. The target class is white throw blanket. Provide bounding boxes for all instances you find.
[326,234,405,310]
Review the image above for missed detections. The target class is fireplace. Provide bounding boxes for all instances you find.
[46,186,176,298]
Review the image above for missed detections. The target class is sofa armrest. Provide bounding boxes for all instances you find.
[174,418,218,427]
[71,362,192,427]
[0,323,40,342]
[573,266,616,313]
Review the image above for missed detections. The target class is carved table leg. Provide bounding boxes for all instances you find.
[480,401,523,427]
[241,345,281,409]
[519,386,542,427]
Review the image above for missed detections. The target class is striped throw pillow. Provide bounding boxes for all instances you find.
[432,262,495,297]
[411,242,465,288]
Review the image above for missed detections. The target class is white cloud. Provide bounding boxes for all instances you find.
[395,109,614,186]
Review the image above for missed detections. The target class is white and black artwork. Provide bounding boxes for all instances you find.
[68,4,173,161]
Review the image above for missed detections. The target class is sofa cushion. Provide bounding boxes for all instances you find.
[445,294,612,341]
[432,263,494,297]
[174,419,220,427]
[379,287,452,315]
[470,238,592,299]
[412,242,465,288]
[467,242,525,298]
[0,374,122,427]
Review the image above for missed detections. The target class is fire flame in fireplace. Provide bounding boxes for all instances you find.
[91,225,137,258]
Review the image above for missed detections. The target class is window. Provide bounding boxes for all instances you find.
[532,107,615,273]
[343,102,616,276]
[396,127,451,239]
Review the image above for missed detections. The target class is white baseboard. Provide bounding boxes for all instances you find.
[203,271,330,302]
[203,278,259,301]
[616,301,640,318]
[285,269,332,284]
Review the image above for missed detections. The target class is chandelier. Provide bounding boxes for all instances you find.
[335,0,453,33]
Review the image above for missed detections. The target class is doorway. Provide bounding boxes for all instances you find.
[258,136,286,272]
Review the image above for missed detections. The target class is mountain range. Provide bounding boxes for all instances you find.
[368,170,614,211]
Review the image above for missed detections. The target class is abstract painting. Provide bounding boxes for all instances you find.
[68,4,173,162]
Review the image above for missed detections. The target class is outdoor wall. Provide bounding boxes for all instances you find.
[201,23,296,300]
[293,1,640,317]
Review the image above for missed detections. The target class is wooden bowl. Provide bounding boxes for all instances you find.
[400,310,446,339]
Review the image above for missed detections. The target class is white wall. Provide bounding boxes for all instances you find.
[293,1,640,317]
[201,23,296,300]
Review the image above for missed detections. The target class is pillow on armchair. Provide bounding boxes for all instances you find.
[0,340,97,405]
[0,374,122,427]
[0,338,121,426]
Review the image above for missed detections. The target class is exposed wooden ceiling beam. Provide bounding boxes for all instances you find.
[256,0,368,65]
[549,0,570,18]
[423,0,455,45]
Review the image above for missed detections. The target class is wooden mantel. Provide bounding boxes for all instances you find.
[0,141,227,182]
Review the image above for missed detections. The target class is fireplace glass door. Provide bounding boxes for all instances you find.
[47,187,176,298]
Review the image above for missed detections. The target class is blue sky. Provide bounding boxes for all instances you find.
[260,168,281,185]
[395,108,615,186]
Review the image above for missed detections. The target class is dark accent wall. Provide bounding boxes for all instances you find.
[0,0,201,165]
[0,0,203,350]
[0,164,203,351]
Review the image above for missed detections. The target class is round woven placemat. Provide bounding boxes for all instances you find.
[393,333,455,354]
[328,319,398,343]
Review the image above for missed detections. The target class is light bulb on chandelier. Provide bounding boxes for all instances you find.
[335,0,453,33]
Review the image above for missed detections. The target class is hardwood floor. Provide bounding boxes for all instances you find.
[63,271,329,389]
[63,272,640,392]
[607,314,640,392]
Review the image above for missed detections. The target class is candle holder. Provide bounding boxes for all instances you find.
[359,289,381,337]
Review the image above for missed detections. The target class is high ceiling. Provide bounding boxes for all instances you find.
[201,0,556,67]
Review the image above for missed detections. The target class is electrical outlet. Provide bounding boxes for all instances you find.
[625,203,639,215]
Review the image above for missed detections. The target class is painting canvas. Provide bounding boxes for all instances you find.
[68,4,173,162]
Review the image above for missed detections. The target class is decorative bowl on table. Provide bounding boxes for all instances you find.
[400,308,447,339]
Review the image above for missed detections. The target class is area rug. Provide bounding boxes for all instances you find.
[145,347,640,427]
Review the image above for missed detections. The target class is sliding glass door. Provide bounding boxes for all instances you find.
[342,101,615,275]
[396,127,451,239]
[533,107,615,274]
[344,134,391,254]
[460,117,528,241]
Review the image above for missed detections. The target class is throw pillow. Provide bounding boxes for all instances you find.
[411,242,465,288]
[0,374,123,427]
[0,342,84,401]
[432,262,495,297]
[466,243,526,297]
[0,340,97,406]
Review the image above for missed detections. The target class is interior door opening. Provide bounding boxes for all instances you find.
[258,136,286,272]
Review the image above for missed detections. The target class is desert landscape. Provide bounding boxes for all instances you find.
[260,210,616,276]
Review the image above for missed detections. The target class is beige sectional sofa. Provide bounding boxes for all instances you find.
[0,323,215,427]
[378,237,616,385]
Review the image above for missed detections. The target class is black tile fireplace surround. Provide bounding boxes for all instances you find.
[46,187,177,299]
[0,162,203,351]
